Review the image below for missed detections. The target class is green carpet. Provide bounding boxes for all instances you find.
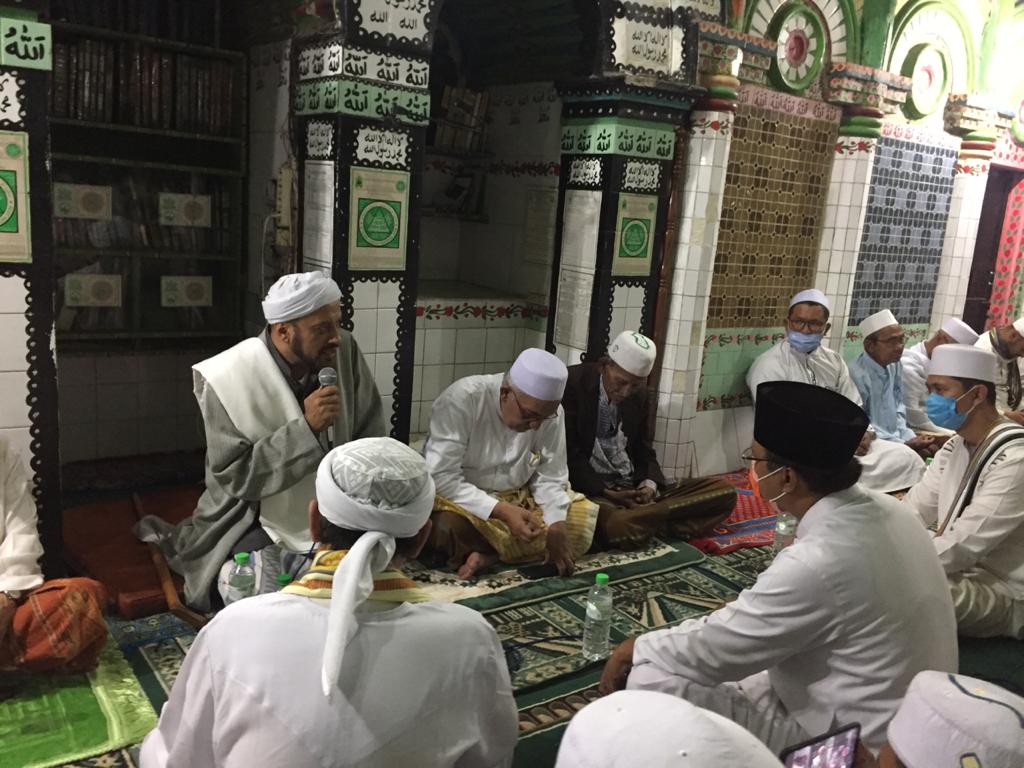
[0,638,157,768]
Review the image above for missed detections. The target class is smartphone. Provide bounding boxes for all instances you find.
[779,723,860,768]
[516,562,559,580]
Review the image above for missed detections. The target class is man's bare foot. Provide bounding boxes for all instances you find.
[457,551,499,580]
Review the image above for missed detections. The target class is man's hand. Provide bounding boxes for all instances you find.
[598,637,636,695]
[856,430,875,456]
[634,485,657,505]
[304,385,340,433]
[906,434,938,458]
[0,593,17,649]
[492,502,543,542]
[544,521,575,576]
[1007,411,1024,426]
[602,488,639,508]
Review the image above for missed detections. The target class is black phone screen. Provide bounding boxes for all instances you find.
[780,723,859,768]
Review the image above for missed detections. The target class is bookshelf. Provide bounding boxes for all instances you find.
[48,0,246,352]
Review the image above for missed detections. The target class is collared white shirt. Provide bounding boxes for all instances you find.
[630,484,957,751]
[140,594,517,768]
[424,374,570,525]
[903,424,1024,598]
[0,438,42,596]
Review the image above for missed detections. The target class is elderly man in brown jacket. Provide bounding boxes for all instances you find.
[562,331,735,549]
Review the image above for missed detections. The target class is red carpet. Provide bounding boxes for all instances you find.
[690,471,776,555]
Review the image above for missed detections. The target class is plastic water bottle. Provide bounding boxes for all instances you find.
[581,573,614,661]
[275,572,292,590]
[225,552,256,604]
[773,511,799,553]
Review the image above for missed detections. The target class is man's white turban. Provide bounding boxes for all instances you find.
[262,271,342,324]
[314,437,435,699]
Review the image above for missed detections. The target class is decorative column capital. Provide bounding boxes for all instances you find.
[943,94,1001,173]
[696,20,772,109]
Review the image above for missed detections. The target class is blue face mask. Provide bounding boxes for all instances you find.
[925,389,975,430]
[787,330,823,354]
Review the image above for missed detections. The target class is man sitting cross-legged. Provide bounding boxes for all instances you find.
[424,348,599,579]
[902,344,1024,639]
[562,330,734,549]
[140,438,517,768]
[599,381,957,754]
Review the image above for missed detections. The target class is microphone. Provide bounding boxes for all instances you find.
[317,368,337,447]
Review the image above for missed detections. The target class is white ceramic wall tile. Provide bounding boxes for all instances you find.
[373,353,396,396]
[376,308,398,354]
[455,328,487,364]
[351,280,378,310]
[929,170,987,333]
[0,275,26,313]
[485,327,517,364]
[0,315,27,373]
[96,419,140,459]
[351,308,377,353]
[377,281,401,309]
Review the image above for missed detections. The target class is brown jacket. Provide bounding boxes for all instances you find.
[562,362,666,497]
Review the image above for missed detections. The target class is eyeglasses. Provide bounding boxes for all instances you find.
[740,451,772,463]
[788,318,827,332]
[508,389,559,423]
[873,335,905,346]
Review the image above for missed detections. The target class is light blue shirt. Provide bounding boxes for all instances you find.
[849,352,915,442]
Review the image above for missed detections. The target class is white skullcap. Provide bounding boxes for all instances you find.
[608,330,657,377]
[509,348,568,402]
[928,344,998,383]
[556,690,784,768]
[1014,318,1024,336]
[789,288,832,314]
[314,437,435,700]
[888,671,1024,768]
[941,317,979,346]
[262,271,342,324]
[860,309,899,338]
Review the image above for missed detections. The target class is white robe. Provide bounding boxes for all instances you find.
[903,424,1024,635]
[139,593,518,768]
[747,341,925,492]
[627,484,958,753]
[975,333,1023,414]
[0,438,42,596]
[424,373,570,525]
[900,342,951,433]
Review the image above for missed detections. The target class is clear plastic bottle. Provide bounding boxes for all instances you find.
[225,552,256,604]
[773,511,799,553]
[581,573,614,661]
[275,572,293,590]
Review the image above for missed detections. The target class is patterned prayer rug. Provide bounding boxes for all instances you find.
[0,638,156,768]
[689,472,778,554]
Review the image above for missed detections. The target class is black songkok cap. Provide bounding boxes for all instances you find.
[754,381,868,469]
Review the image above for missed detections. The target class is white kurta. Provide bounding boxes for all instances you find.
[139,594,518,768]
[747,341,925,492]
[903,427,1024,601]
[0,438,42,595]
[975,333,1023,414]
[424,373,570,525]
[627,484,958,752]
[900,342,951,433]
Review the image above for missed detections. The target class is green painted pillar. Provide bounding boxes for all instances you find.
[860,0,897,68]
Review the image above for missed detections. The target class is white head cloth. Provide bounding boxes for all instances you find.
[314,437,435,699]
[262,271,342,324]
[508,348,568,401]
[928,345,998,383]
[608,330,657,377]
[861,309,899,338]
[789,288,832,314]
[556,690,784,768]
[1013,318,1024,336]
[942,317,979,346]
[888,671,1024,768]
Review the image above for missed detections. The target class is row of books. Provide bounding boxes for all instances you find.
[433,87,489,153]
[52,39,236,135]
[52,176,233,255]
[50,0,218,47]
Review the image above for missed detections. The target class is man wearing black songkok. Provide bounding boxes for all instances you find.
[599,382,958,755]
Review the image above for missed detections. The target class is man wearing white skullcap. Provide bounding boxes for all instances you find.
[424,348,599,578]
[136,272,384,611]
[747,290,925,492]
[562,331,734,549]
[878,671,1024,768]
[903,344,1024,638]
[555,690,784,767]
[901,317,979,433]
[975,317,1024,424]
[850,310,937,459]
[141,438,517,768]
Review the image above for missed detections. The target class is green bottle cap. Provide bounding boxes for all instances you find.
[595,573,609,586]
[276,573,292,586]
[233,552,250,565]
